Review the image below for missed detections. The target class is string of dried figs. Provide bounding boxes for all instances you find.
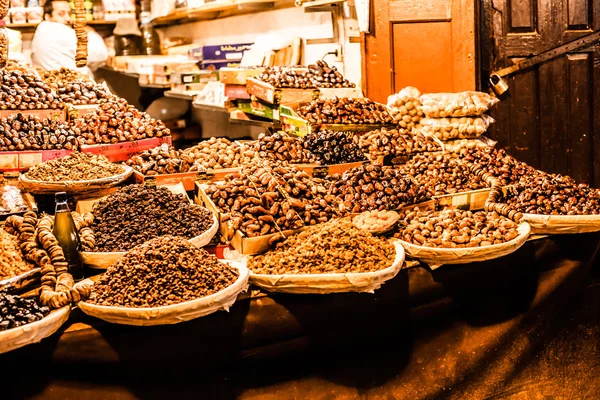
[248,219,395,275]
[71,98,170,145]
[126,144,200,175]
[329,164,416,213]
[87,236,239,308]
[86,185,214,252]
[302,129,365,164]
[355,129,441,160]
[254,132,317,164]
[459,147,539,186]
[5,212,91,309]
[73,0,88,68]
[394,208,521,248]
[297,97,393,125]
[0,29,8,69]
[499,173,600,215]
[0,69,63,110]
[0,228,35,281]
[24,152,124,182]
[182,137,254,169]
[0,113,79,151]
[396,152,489,201]
[387,86,424,129]
[0,290,50,331]
[205,159,345,241]
[308,60,355,88]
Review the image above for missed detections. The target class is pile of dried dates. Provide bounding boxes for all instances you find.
[298,97,393,125]
[182,137,254,169]
[254,132,317,164]
[126,144,199,175]
[355,129,441,160]
[0,69,63,110]
[0,114,79,151]
[303,129,365,164]
[0,291,50,331]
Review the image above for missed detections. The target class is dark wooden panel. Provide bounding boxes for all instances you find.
[567,0,591,30]
[567,53,593,183]
[508,66,540,167]
[592,49,600,187]
[538,57,569,175]
[508,0,536,32]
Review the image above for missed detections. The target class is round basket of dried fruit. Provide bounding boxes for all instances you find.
[19,153,133,195]
[77,236,249,326]
[246,219,405,294]
[393,208,531,268]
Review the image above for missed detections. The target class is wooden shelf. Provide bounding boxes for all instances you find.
[151,0,293,27]
[7,20,120,30]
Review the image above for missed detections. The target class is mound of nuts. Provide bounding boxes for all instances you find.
[355,129,441,160]
[87,236,239,308]
[24,152,124,182]
[302,129,365,164]
[0,229,35,281]
[417,116,493,140]
[500,174,600,215]
[394,208,521,248]
[353,210,399,233]
[71,98,170,145]
[0,113,80,151]
[308,60,355,88]
[205,159,345,240]
[254,132,317,164]
[87,185,214,252]
[396,152,488,201]
[182,137,254,169]
[387,87,424,130]
[298,97,393,125]
[420,91,499,118]
[126,144,200,175]
[0,69,63,110]
[248,219,395,274]
[329,164,417,213]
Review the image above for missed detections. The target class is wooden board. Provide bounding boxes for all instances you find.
[80,137,172,162]
[246,77,319,105]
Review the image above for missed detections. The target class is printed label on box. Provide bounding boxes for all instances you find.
[0,154,18,169]
[19,153,42,169]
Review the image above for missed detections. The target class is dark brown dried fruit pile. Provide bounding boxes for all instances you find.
[87,236,239,308]
[355,129,441,160]
[0,113,80,151]
[0,291,50,331]
[0,69,63,110]
[256,67,315,89]
[329,164,416,213]
[55,81,112,105]
[248,219,395,274]
[460,147,538,186]
[308,60,355,88]
[71,98,170,145]
[303,130,365,164]
[126,144,199,175]
[24,152,123,181]
[298,97,393,125]
[254,132,317,164]
[88,185,214,252]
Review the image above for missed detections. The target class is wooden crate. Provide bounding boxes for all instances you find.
[246,77,319,105]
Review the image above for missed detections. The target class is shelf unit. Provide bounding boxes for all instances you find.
[7,20,119,30]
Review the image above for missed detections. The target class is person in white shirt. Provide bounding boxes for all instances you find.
[31,0,108,79]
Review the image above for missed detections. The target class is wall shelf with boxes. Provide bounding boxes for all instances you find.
[151,0,294,27]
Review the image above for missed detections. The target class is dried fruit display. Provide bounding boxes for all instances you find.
[0,229,34,280]
[355,129,441,160]
[55,81,112,105]
[0,185,27,214]
[254,132,317,164]
[39,68,91,88]
[394,208,521,248]
[387,87,424,130]
[460,147,537,186]
[87,236,239,308]
[308,60,355,88]
[71,98,170,145]
[298,97,393,125]
[182,137,254,169]
[126,144,200,175]
[24,153,124,182]
[303,130,365,164]
[0,291,50,331]
[0,69,63,110]
[329,164,416,213]
[248,219,395,274]
[87,185,214,252]
[353,210,399,233]
[420,91,499,118]
[396,152,489,201]
[0,114,79,151]
[205,159,345,239]
[256,67,315,89]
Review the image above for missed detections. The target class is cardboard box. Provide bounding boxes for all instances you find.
[224,84,250,100]
[81,136,172,162]
[246,77,318,106]
[201,60,242,70]
[153,60,199,75]
[236,99,280,120]
[138,74,170,86]
[201,43,253,62]
[171,71,219,85]
[219,67,265,85]
[0,149,73,172]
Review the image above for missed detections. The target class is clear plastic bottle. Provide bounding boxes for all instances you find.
[53,192,84,281]
[0,20,9,68]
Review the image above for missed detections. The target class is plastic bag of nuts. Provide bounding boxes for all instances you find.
[420,91,500,118]
[417,115,495,141]
[387,87,424,130]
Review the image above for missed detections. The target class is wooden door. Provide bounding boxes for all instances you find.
[481,0,600,185]
[361,0,477,104]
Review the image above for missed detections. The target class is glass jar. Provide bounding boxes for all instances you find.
[0,20,9,68]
